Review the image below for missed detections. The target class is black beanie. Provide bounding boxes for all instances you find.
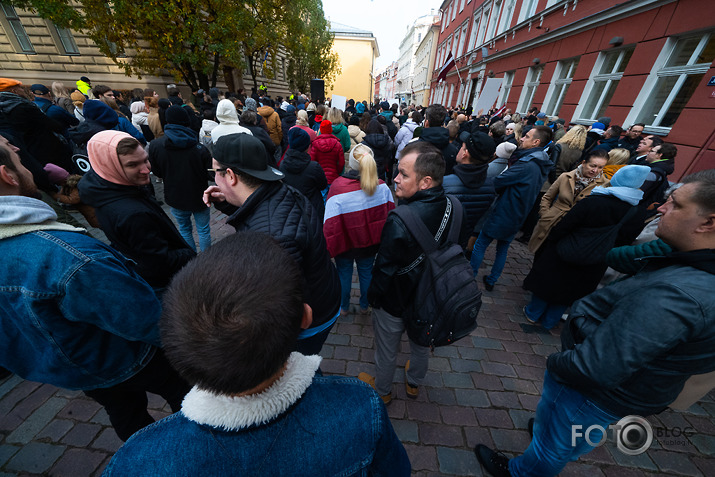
[165,105,191,126]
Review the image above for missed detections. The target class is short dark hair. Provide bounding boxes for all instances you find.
[167,85,181,97]
[411,110,423,124]
[92,85,112,97]
[682,169,715,215]
[400,141,445,186]
[531,125,553,147]
[587,149,609,162]
[658,143,677,160]
[647,135,664,148]
[0,141,16,171]
[424,104,447,128]
[489,121,506,137]
[116,137,141,156]
[161,232,304,394]
[240,110,258,126]
[608,125,623,137]
[631,123,645,130]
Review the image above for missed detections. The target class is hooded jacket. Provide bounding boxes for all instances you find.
[394,120,418,158]
[78,134,195,288]
[281,113,297,147]
[257,105,282,145]
[148,124,212,212]
[442,163,492,233]
[418,127,459,174]
[348,124,365,148]
[482,147,553,240]
[279,147,327,219]
[327,123,351,152]
[362,132,393,178]
[212,99,252,144]
[310,134,345,185]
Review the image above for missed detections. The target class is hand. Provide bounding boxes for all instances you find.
[203,185,225,207]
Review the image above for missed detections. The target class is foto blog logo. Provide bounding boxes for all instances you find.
[572,415,654,455]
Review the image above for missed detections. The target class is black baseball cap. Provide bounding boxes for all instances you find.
[459,131,496,161]
[213,133,284,181]
[31,84,50,95]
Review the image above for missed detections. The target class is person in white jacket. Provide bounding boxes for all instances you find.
[394,110,422,159]
[211,99,252,144]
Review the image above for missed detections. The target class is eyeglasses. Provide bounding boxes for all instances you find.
[207,167,229,173]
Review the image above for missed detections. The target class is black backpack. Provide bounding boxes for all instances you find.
[392,196,482,349]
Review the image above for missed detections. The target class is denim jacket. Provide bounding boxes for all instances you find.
[105,353,411,476]
[0,196,162,390]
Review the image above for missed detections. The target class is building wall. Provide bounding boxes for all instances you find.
[327,36,377,103]
[414,24,440,107]
[430,0,715,179]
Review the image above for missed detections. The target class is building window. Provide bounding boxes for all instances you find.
[543,57,579,115]
[498,70,515,106]
[52,23,80,55]
[452,2,457,21]
[460,0,466,12]
[577,47,634,121]
[517,65,543,113]
[485,0,502,42]
[633,32,715,129]
[453,29,460,56]
[497,0,515,35]
[1,3,35,53]
[468,14,479,51]
[477,7,490,46]
[518,0,538,22]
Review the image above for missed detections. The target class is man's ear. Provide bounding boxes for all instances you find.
[695,214,715,234]
[224,168,239,187]
[300,303,313,330]
[419,175,434,191]
[0,165,19,187]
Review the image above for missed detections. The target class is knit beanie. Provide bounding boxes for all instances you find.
[165,105,191,126]
[355,102,365,114]
[286,104,296,114]
[610,165,650,189]
[590,122,606,136]
[83,100,119,128]
[495,142,517,159]
[245,97,257,112]
[306,102,316,112]
[288,127,311,152]
[320,120,332,135]
[43,163,70,184]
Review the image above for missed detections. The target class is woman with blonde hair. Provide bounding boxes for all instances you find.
[551,125,588,179]
[323,144,395,314]
[71,91,86,122]
[325,107,350,152]
[603,147,631,179]
[51,82,75,115]
[290,109,318,153]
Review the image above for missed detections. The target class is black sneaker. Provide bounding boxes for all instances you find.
[482,276,495,292]
[474,444,511,477]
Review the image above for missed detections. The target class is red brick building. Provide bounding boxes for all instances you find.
[430,0,715,178]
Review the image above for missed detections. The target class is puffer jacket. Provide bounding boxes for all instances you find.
[362,132,393,179]
[78,170,196,288]
[548,249,715,417]
[258,106,282,145]
[279,148,327,219]
[311,134,345,185]
[348,124,365,148]
[367,186,468,318]
[226,182,340,328]
[394,120,418,158]
[442,163,492,234]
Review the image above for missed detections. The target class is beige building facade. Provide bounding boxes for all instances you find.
[412,23,440,107]
[326,22,379,104]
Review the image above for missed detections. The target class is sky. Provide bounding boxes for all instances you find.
[322,0,442,72]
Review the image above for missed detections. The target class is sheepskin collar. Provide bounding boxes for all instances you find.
[181,352,321,430]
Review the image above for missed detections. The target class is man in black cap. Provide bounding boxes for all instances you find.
[31,83,79,132]
[203,133,340,355]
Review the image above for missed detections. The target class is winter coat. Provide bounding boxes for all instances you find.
[279,148,327,219]
[281,113,297,146]
[33,97,79,131]
[528,169,609,253]
[523,194,645,306]
[116,116,146,145]
[418,127,459,174]
[394,120,418,158]
[56,96,75,116]
[78,170,196,288]
[226,182,340,328]
[213,100,252,144]
[348,124,365,148]
[148,124,212,212]
[328,123,351,152]
[243,124,277,166]
[132,111,149,130]
[310,134,345,185]
[482,147,553,240]
[591,136,620,153]
[258,106,282,145]
[640,159,675,207]
[378,111,398,139]
[147,109,163,139]
[553,145,584,179]
[442,163,492,235]
[362,133,393,179]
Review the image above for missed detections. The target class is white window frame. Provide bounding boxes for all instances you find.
[518,0,538,23]
[1,3,35,53]
[625,32,714,134]
[468,14,479,52]
[457,22,468,58]
[460,0,466,13]
[517,65,544,113]
[497,0,515,35]
[485,0,502,43]
[542,58,579,116]
[453,29,460,56]
[448,83,455,107]
[452,2,457,21]
[574,47,634,122]
[497,70,515,107]
[477,6,490,47]
[50,22,80,55]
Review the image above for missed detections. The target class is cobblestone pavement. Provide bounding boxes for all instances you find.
[1,179,714,476]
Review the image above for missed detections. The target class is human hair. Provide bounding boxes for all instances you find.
[144,96,158,109]
[531,125,553,147]
[51,82,70,99]
[326,107,344,125]
[630,123,645,130]
[511,122,523,141]
[682,169,715,215]
[606,125,623,138]
[411,110,422,124]
[607,148,630,166]
[366,119,383,135]
[167,85,181,97]
[510,112,522,124]
[315,104,327,117]
[202,109,215,121]
[161,232,304,394]
[143,88,156,97]
[490,121,506,138]
[648,135,664,148]
[658,143,678,160]
[116,137,141,157]
[92,85,112,98]
[351,144,379,196]
[447,121,459,140]
[400,141,445,186]
[99,96,127,119]
[0,142,16,171]
[587,149,609,162]
[424,104,447,127]
[359,112,371,132]
[296,110,309,126]
[131,88,144,99]
[557,125,587,150]
[240,110,258,126]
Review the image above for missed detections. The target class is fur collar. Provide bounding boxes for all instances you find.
[181,352,321,430]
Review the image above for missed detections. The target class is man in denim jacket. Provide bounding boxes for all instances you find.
[0,140,189,441]
[105,232,410,477]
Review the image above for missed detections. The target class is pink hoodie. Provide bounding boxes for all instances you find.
[87,130,137,186]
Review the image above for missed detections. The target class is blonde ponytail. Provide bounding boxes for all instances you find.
[350,144,378,196]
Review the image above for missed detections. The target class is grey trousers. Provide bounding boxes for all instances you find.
[373,307,430,396]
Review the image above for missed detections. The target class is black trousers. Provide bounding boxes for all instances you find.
[84,349,190,441]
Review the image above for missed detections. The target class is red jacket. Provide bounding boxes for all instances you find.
[310,134,344,184]
[323,174,395,257]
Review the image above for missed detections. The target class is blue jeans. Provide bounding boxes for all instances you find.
[470,231,513,286]
[509,371,621,476]
[171,208,211,252]
[525,294,567,330]
[335,256,374,311]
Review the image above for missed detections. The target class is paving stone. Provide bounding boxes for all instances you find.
[391,419,419,443]
[501,377,538,394]
[318,344,334,359]
[608,447,659,471]
[0,380,41,416]
[57,399,101,422]
[518,393,542,411]
[436,446,481,476]
[320,359,346,375]
[649,449,702,475]
[580,443,616,465]
[560,463,607,476]
[449,358,482,373]
[458,346,487,361]
[60,423,102,447]
[470,372,503,390]
[90,428,123,453]
[350,336,373,348]
[509,409,534,430]
[345,361,374,377]
[475,408,514,429]
[333,346,359,361]
[691,456,715,477]
[3,383,58,425]
[516,353,547,368]
[684,415,715,435]
[0,445,19,468]
[386,400,406,420]
[427,388,456,406]
[6,397,68,444]
[502,341,534,354]
[89,408,111,426]
[465,426,495,449]
[421,371,444,388]
[490,428,531,453]
[50,448,107,477]
[406,401,442,423]
[601,467,647,476]
[488,391,521,409]
[531,344,559,357]
[324,333,350,346]
[440,406,477,426]
[471,336,504,350]
[433,346,459,358]
[0,374,25,400]
[5,442,65,473]
[420,423,464,446]
[484,328,514,341]
[455,389,491,408]
[36,419,74,442]
[442,372,475,389]
[404,444,438,472]
[689,434,715,456]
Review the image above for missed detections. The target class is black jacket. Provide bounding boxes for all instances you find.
[640,159,675,208]
[442,163,492,234]
[244,124,277,166]
[148,124,212,212]
[78,170,196,288]
[362,132,393,178]
[418,127,459,174]
[226,182,340,326]
[367,186,468,317]
[281,113,297,147]
[279,148,327,219]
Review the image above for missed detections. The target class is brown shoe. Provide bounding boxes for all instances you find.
[358,372,392,405]
[404,361,419,399]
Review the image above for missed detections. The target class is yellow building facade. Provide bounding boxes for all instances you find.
[326,22,379,104]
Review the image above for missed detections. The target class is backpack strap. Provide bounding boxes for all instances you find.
[445,195,463,244]
[392,196,457,254]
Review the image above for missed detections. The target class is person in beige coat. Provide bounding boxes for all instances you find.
[257,102,282,146]
[528,151,609,253]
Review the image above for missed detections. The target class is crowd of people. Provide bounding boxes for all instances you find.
[1,74,714,477]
